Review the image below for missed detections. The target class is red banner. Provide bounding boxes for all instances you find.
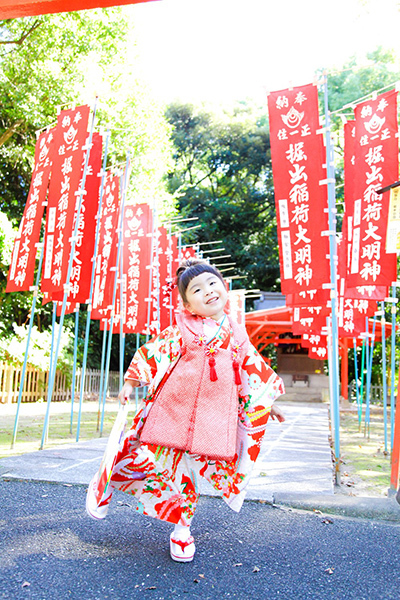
[7,128,54,292]
[286,289,330,308]
[292,305,329,335]
[92,172,120,317]
[301,334,328,360]
[267,83,330,297]
[52,132,103,307]
[227,289,246,325]
[346,90,398,288]
[179,245,197,262]
[340,120,356,281]
[123,203,152,334]
[41,105,90,295]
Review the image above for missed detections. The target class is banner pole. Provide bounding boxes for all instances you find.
[119,169,125,390]
[353,338,362,423]
[40,98,98,450]
[41,301,57,449]
[69,303,80,434]
[390,283,397,451]
[97,318,108,431]
[155,209,160,335]
[135,331,140,413]
[358,333,366,431]
[323,74,341,486]
[145,201,156,342]
[100,155,130,436]
[364,314,376,440]
[168,222,173,327]
[76,129,110,440]
[11,242,45,448]
[381,301,388,454]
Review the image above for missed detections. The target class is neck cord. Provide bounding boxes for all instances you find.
[205,313,227,345]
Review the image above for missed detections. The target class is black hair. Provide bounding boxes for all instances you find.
[176,258,225,303]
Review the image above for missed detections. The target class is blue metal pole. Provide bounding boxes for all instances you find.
[100,156,130,436]
[69,303,80,434]
[358,336,366,430]
[135,331,139,413]
[119,176,125,391]
[97,319,108,432]
[40,98,98,450]
[353,338,361,422]
[381,302,388,454]
[76,129,110,441]
[11,243,45,448]
[145,203,156,342]
[323,74,341,486]
[365,314,376,439]
[168,222,173,327]
[41,301,57,448]
[390,284,397,451]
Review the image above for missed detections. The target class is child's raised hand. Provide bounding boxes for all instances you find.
[270,404,285,423]
[118,380,138,405]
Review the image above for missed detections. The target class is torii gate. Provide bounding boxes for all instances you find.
[245,304,393,401]
[0,0,155,19]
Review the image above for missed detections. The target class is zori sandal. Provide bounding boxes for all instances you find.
[169,533,196,562]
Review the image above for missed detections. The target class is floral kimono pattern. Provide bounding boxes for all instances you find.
[106,315,284,526]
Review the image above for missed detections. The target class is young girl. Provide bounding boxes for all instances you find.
[86,258,285,562]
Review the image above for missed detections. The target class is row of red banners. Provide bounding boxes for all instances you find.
[6,104,201,335]
[8,88,398,356]
[268,83,399,358]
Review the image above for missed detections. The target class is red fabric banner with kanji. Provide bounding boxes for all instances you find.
[52,132,103,308]
[301,333,328,360]
[41,105,90,295]
[7,129,54,292]
[92,172,120,318]
[340,120,356,282]
[158,227,178,331]
[292,305,329,335]
[123,203,152,334]
[267,83,330,298]
[346,90,398,288]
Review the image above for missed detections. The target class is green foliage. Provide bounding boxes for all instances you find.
[165,102,280,291]
[0,9,174,369]
[0,9,173,222]
[0,322,73,372]
[327,48,400,118]
[320,48,400,231]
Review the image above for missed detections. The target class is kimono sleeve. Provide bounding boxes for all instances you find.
[124,325,182,387]
[238,343,285,422]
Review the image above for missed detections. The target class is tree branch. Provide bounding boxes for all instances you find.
[0,20,42,46]
[0,120,24,147]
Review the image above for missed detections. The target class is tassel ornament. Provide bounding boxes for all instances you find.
[208,356,218,381]
[232,360,241,385]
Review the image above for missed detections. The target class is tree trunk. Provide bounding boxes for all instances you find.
[0,119,24,147]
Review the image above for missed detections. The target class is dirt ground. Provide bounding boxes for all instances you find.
[336,403,394,497]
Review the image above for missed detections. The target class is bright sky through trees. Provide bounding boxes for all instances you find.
[129,0,400,104]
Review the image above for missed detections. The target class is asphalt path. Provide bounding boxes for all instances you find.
[1,479,400,600]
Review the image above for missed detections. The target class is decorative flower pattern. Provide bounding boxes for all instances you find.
[108,318,284,526]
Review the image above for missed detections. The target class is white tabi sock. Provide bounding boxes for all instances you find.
[173,524,191,541]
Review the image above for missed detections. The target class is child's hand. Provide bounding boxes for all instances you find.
[118,380,139,405]
[270,404,285,423]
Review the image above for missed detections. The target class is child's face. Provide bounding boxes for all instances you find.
[184,272,228,321]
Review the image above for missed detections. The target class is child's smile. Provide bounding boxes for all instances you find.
[184,272,228,321]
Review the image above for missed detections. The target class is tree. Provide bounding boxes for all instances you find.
[0,10,172,222]
[165,102,280,291]
[324,48,400,385]
[0,9,174,365]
